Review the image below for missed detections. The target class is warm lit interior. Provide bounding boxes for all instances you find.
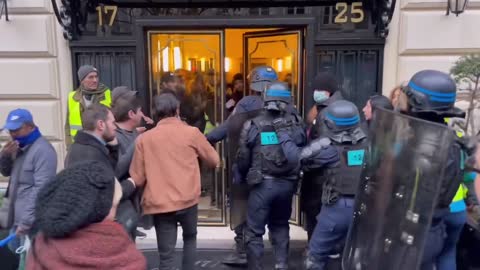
[148,28,301,224]
[149,29,299,96]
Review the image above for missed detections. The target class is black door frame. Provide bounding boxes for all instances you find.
[134,16,317,117]
[134,16,315,226]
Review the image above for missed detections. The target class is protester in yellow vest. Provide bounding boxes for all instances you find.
[437,118,478,270]
[67,65,112,138]
[203,113,215,135]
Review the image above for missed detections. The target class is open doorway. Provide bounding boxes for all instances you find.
[147,27,304,225]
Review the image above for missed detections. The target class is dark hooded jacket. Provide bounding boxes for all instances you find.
[206,95,264,144]
[65,131,136,201]
[309,91,344,140]
[65,131,118,170]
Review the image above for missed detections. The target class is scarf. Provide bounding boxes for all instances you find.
[26,221,146,270]
[79,83,109,107]
[80,83,108,96]
[16,127,41,148]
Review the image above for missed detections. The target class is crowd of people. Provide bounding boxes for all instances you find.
[0,63,479,270]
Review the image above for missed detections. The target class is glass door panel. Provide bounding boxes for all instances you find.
[243,30,303,110]
[148,31,226,225]
[243,29,304,225]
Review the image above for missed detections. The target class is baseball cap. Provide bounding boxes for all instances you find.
[2,109,34,131]
[111,86,138,105]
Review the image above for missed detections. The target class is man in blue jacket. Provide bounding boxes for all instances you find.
[0,109,57,252]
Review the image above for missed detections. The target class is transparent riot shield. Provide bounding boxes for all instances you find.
[227,110,262,230]
[342,108,455,270]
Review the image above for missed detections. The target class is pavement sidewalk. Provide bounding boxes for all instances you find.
[136,225,308,250]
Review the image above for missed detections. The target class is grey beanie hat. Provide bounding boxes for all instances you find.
[77,65,98,82]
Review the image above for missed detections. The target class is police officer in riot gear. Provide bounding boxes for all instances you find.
[401,70,465,270]
[305,100,368,270]
[341,70,465,270]
[236,82,306,270]
[206,66,278,143]
[206,66,279,266]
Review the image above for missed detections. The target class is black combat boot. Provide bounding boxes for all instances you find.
[221,241,247,266]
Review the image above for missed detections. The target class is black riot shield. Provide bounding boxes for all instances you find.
[227,109,262,230]
[342,108,455,270]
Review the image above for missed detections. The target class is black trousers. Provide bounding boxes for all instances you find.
[153,204,198,270]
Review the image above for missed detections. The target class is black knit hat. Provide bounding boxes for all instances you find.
[312,72,338,94]
[34,161,116,238]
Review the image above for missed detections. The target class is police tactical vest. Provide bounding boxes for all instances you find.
[247,111,303,184]
[323,138,368,196]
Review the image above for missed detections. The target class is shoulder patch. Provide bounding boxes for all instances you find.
[347,149,365,166]
[260,132,279,145]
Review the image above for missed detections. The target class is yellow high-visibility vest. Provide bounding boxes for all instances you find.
[68,89,112,137]
[444,117,465,138]
[452,183,468,203]
[204,113,215,134]
[445,118,468,209]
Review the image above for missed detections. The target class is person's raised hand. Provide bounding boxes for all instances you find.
[1,141,18,156]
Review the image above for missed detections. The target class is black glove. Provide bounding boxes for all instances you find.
[272,118,290,133]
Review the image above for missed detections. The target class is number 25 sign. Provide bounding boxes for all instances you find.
[334,2,365,24]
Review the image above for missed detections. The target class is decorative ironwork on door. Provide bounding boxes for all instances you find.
[316,47,382,110]
[71,49,137,90]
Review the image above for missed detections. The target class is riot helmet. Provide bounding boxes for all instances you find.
[323,100,366,143]
[403,70,464,117]
[325,100,360,131]
[263,81,292,111]
[247,66,278,92]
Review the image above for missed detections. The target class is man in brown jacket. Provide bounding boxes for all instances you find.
[130,93,219,270]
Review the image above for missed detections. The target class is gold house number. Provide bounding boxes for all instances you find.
[334,2,365,24]
[96,5,118,27]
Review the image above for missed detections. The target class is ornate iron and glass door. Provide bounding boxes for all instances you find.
[242,29,304,225]
[148,30,226,225]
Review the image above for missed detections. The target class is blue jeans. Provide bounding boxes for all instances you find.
[245,179,297,270]
[436,211,467,270]
[421,220,447,270]
[307,197,355,270]
[305,212,317,243]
